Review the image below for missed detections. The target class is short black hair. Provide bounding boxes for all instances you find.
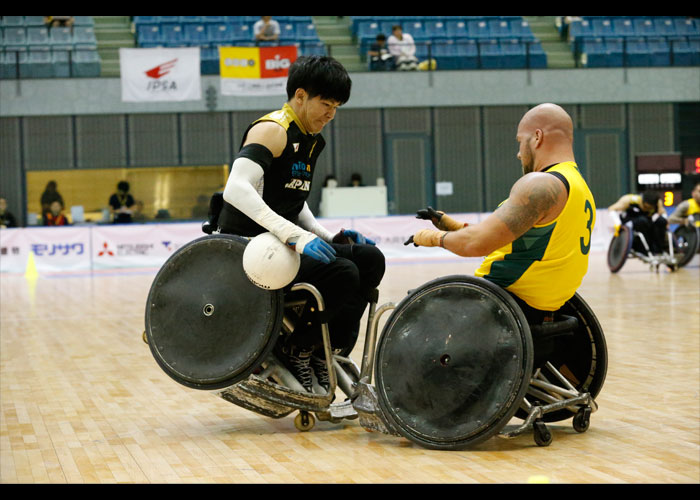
[642,190,660,206]
[117,181,130,192]
[286,55,351,105]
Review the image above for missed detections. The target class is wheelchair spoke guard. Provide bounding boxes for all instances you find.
[145,234,284,391]
[374,275,533,450]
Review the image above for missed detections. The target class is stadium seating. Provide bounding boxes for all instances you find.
[0,16,101,78]
[132,16,323,74]
[568,16,700,68]
[352,16,547,71]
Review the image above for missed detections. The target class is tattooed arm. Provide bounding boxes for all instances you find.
[441,172,567,257]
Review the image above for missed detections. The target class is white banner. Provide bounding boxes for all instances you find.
[120,47,201,102]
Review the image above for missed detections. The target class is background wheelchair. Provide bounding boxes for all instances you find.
[143,233,607,449]
[607,216,700,273]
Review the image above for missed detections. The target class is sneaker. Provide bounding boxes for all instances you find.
[279,347,314,392]
[310,354,330,391]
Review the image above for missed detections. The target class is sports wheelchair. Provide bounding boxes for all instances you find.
[607,216,700,273]
[143,233,607,449]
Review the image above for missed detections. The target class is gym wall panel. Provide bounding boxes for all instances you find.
[433,107,483,213]
[75,115,127,168]
[482,105,528,210]
[585,133,623,207]
[0,117,25,226]
[127,114,179,167]
[23,116,74,170]
[179,112,232,166]
[332,109,383,189]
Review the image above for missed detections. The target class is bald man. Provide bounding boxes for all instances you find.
[406,103,596,323]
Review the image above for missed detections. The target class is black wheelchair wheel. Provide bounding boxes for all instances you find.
[673,224,700,268]
[607,225,632,273]
[374,275,533,450]
[145,234,284,391]
[516,292,608,423]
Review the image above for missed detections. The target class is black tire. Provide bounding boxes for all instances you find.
[374,275,533,450]
[607,225,632,273]
[673,224,700,268]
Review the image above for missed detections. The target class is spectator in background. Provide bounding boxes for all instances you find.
[254,16,280,44]
[349,173,364,187]
[44,200,68,226]
[368,34,394,71]
[323,175,338,188]
[40,181,64,223]
[0,197,18,228]
[387,25,419,70]
[44,16,74,28]
[109,180,136,224]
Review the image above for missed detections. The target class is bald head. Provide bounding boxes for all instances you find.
[516,103,575,174]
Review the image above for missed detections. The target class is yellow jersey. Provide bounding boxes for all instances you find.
[688,198,700,216]
[475,162,596,311]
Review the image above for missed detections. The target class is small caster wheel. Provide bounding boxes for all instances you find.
[573,406,591,433]
[142,331,148,344]
[294,411,315,432]
[533,420,552,447]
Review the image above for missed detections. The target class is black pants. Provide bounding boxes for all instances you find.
[282,242,386,354]
[624,214,667,255]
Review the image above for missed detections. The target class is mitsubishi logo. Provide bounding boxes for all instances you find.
[145,58,178,79]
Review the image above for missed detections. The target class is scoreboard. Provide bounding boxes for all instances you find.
[635,153,684,208]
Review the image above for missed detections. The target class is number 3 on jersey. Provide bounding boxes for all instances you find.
[580,199,593,255]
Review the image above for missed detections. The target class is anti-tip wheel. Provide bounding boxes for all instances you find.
[533,420,552,447]
[573,406,591,433]
[294,411,315,432]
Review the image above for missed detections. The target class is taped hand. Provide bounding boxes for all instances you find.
[289,232,336,264]
[415,206,467,231]
[404,229,447,248]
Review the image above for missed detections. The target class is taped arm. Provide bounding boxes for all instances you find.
[297,202,334,242]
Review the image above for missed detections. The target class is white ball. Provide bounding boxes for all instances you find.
[242,232,300,290]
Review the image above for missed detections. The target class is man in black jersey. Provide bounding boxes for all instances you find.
[217,56,386,393]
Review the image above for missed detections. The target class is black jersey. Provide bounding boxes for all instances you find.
[218,103,326,237]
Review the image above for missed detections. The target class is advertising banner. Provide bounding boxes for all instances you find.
[120,47,201,102]
[219,45,297,96]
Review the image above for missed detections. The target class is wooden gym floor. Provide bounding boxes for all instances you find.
[1,251,698,484]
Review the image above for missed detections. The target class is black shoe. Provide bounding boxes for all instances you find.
[279,347,314,392]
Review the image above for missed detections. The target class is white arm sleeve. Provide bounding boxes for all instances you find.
[222,156,307,244]
[297,202,334,242]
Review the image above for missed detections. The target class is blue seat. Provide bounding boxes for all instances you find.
[297,23,319,41]
[592,18,614,37]
[446,20,469,39]
[158,16,180,24]
[24,16,47,27]
[21,49,53,78]
[71,49,100,77]
[3,27,27,50]
[478,39,502,68]
[184,24,209,46]
[402,21,429,41]
[569,19,594,41]
[647,36,671,66]
[526,41,548,68]
[179,16,203,24]
[580,37,607,67]
[26,27,50,49]
[511,19,535,41]
[50,26,74,50]
[74,26,97,49]
[500,39,526,68]
[488,19,512,38]
[688,36,700,65]
[625,37,651,66]
[206,23,233,46]
[425,20,448,41]
[52,50,71,77]
[133,16,159,26]
[468,20,491,39]
[1,16,25,27]
[137,25,163,47]
[633,18,657,37]
[301,41,326,56]
[455,39,478,69]
[603,37,624,67]
[0,51,21,78]
[278,22,297,43]
[612,18,635,37]
[432,40,459,69]
[674,18,700,36]
[201,16,226,24]
[161,24,185,47]
[654,17,677,37]
[230,23,252,42]
[669,37,694,65]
